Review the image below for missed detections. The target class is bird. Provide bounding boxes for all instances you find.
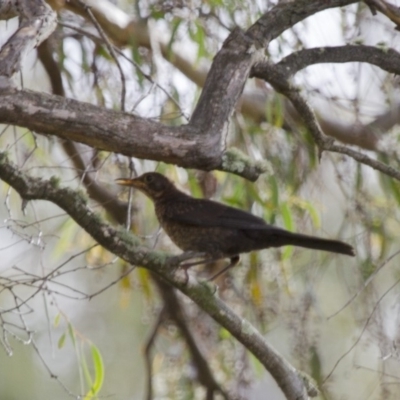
[116,172,355,279]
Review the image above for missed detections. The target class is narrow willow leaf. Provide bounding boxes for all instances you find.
[57,333,66,349]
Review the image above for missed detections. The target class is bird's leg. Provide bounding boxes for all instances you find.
[207,255,240,281]
[170,254,240,282]
[168,251,207,268]
[180,258,215,269]
[180,257,229,283]
[168,252,214,282]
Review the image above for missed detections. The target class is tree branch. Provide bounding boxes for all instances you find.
[257,62,400,182]
[252,44,400,150]
[0,0,56,78]
[273,45,400,78]
[0,86,268,180]
[0,87,215,166]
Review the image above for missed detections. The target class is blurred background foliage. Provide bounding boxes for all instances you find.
[1,0,400,399]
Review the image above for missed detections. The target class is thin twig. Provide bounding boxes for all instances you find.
[323,276,400,384]
[144,307,166,400]
[87,265,137,300]
[59,21,188,120]
[328,249,400,319]
[75,2,127,111]
[125,159,137,230]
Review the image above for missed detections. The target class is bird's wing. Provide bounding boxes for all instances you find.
[164,197,270,229]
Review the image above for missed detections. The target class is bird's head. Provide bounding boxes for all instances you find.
[116,172,175,201]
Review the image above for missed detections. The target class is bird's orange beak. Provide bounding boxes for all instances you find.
[115,178,144,189]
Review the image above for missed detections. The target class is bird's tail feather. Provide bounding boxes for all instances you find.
[258,229,355,256]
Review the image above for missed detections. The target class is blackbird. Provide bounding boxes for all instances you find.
[116,173,354,278]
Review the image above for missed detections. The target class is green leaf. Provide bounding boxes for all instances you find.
[268,175,279,224]
[52,217,78,260]
[82,346,93,397]
[150,8,165,20]
[168,18,182,56]
[187,173,203,198]
[68,323,76,347]
[355,162,363,191]
[58,333,66,349]
[300,201,320,229]
[265,95,284,127]
[280,202,293,231]
[269,176,279,205]
[219,328,231,340]
[91,345,105,394]
[280,202,294,260]
[195,22,206,60]
[246,181,264,206]
[378,155,400,205]
[310,346,323,385]
[188,22,207,61]
[84,345,105,400]
[249,352,264,378]
[130,43,144,88]
[96,45,112,61]
[54,313,61,328]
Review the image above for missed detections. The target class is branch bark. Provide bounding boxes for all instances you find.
[0,85,244,173]
[0,0,56,78]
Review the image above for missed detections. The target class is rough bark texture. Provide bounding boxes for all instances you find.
[0,0,56,77]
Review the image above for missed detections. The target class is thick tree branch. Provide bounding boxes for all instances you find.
[0,86,267,180]
[0,86,215,166]
[0,0,56,78]
[0,153,313,400]
[271,45,400,79]
[190,27,263,133]
[246,0,357,48]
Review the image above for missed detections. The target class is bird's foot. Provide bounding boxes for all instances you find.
[207,255,240,281]
[167,251,207,269]
[167,253,240,284]
[167,252,208,284]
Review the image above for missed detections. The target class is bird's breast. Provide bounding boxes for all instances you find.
[162,219,225,254]
[154,207,230,256]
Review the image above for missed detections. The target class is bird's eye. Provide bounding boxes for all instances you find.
[144,174,154,183]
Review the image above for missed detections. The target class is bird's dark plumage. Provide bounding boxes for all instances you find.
[116,173,355,274]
